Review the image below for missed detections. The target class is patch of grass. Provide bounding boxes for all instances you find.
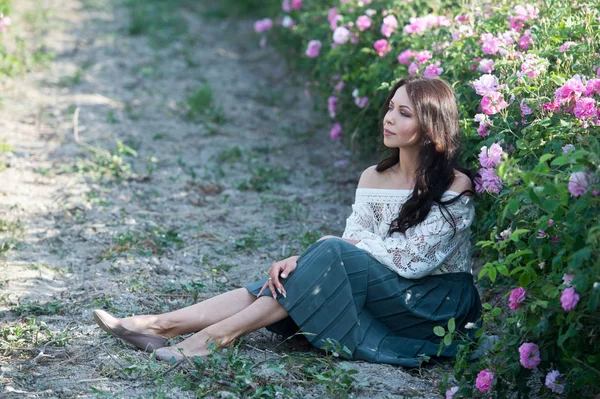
[177,157,197,181]
[238,163,290,192]
[0,318,53,354]
[300,230,322,249]
[152,132,166,140]
[185,83,226,124]
[234,227,269,253]
[11,300,64,316]
[72,140,137,180]
[171,339,359,398]
[125,0,188,48]
[200,0,281,19]
[216,146,244,164]
[106,109,119,124]
[103,227,183,259]
[260,196,307,224]
[58,69,84,87]
[0,218,23,255]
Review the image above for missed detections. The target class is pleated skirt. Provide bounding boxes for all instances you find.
[245,238,481,367]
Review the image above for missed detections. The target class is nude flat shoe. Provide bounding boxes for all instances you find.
[93,309,167,352]
[155,347,184,363]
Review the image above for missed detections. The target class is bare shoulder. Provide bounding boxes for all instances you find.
[357,165,383,188]
[449,170,474,195]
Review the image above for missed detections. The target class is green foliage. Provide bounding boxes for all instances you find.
[125,0,188,47]
[185,82,226,124]
[258,0,600,396]
[72,140,137,180]
[170,339,358,398]
[11,300,64,316]
[104,227,183,259]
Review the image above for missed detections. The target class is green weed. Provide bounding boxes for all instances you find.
[103,227,183,259]
[216,146,244,163]
[234,227,269,253]
[238,163,289,192]
[125,0,188,48]
[299,231,322,249]
[106,109,119,124]
[59,69,84,87]
[0,318,52,352]
[72,140,137,180]
[11,300,64,316]
[260,196,307,223]
[152,132,166,140]
[185,83,226,124]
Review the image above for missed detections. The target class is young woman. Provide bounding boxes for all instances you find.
[93,76,481,366]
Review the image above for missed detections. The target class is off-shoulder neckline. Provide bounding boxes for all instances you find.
[356,188,465,196]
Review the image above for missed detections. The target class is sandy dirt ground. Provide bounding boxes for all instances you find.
[0,1,444,397]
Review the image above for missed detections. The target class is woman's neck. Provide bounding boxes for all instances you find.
[394,147,419,185]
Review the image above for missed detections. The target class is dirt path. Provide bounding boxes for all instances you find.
[0,1,441,397]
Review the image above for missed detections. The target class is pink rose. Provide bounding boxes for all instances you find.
[573,97,597,119]
[472,74,499,96]
[568,171,589,197]
[397,49,414,65]
[520,99,533,116]
[381,15,398,37]
[254,18,273,34]
[328,96,338,118]
[354,96,369,108]
[475,369,494,393]
[282,0,291,13]
[518,342,541,369]
[408,62,419,75]
[545,370,565,394]
[305,40,322,58]
[356,15,371,31]
[291,0,302,10]
[373,39,391,57]
[480,33,501,55]
[478,59,495,73]
[560,287,580,311]
[475,168,503,194]
[479,144,504,168]
[423,63,443,78]
[509,287,527,310]
[333,27,351,44]
[481,92,508,115]
[445,386,459,399]
[414,50,432,64]
[330,122,342,140]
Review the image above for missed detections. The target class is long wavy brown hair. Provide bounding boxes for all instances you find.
[376,76,475,236]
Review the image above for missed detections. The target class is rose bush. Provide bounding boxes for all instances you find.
[255,0,600,396]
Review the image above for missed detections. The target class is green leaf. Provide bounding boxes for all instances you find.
[542,198,559,212]
[448,318,456,334]
[539,153,555,163]
[497,264,509,276]
[482,303,493,310]
[488,266,497,283]
[510,229,530,242]
[519,272,532,286]
[433,326,446,337]
[443,333,453,346]
[551,155,569,166]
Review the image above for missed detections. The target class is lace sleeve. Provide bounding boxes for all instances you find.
[341,201,380,241]
[355,197,475,279]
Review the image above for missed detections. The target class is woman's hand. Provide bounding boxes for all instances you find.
[257,255,299,299]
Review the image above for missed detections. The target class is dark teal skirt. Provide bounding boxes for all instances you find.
[245,238,481,367]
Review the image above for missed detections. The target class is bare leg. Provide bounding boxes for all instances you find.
[164,296,288,357]
[119,288,257,338]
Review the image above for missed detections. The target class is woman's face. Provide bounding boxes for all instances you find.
[382,85,421,150]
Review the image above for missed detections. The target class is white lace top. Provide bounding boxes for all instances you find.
[342,188,475,279]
